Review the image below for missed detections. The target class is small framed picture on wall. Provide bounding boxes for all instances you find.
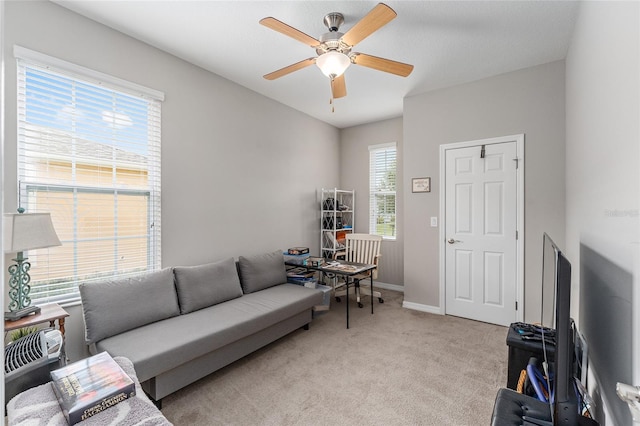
[412,177,431,193]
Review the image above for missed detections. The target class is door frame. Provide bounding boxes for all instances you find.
[438,134,525,323]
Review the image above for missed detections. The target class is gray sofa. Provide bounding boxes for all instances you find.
[79,250,322,402]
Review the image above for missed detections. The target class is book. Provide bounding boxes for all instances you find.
[50,352,136,425]
[286,267,315,278]
[304,257,324,267]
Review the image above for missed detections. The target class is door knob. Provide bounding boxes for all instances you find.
[447,238,460,244]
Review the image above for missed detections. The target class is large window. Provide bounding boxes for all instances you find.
[16,47,163,305]
[369,143,396,239]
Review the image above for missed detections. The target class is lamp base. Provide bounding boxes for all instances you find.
[4,306,41,321]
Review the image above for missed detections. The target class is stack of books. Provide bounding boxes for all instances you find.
[287,267,317,288]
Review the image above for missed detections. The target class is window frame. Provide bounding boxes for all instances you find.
[15,46,163,306]
[368,142,397,240]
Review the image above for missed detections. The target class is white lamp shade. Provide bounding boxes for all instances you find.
[316,51,351,79]
[4,212,62,253]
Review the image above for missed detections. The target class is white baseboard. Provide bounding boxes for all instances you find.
[373,281,404,292]
[402,301,443,315]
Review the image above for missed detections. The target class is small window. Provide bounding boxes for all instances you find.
[369,143,396,239]
[16,47,163,305]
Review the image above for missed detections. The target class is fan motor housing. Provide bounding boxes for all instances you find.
[323,12,344,32]
[317,32,351,56]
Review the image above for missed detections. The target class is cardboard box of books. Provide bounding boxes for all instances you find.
[50,352,136,425]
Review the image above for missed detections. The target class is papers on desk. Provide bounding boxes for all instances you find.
[322,263,358,272]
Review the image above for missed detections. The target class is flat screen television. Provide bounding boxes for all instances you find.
[541,233,578,425]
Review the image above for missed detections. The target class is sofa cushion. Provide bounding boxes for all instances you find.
[174,257,243,314]
[238,250,287,294]
[96,284,323,383]
[79,268,179,344]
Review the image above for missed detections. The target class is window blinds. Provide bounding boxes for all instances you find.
[16,50,162,305]
[369,143,397,238]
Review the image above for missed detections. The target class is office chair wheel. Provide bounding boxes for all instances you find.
[335,297,341,303]
[379,298,384,303]
[358,302,364,308]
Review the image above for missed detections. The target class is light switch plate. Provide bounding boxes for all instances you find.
[430,217,438,227]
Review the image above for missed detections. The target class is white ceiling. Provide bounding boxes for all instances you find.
[53,1,580,129]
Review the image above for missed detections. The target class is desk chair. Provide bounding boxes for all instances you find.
[334,233,383,308]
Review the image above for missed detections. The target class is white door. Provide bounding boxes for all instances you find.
[444,141,518,326]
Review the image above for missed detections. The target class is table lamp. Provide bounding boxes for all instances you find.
[4,209,61,321]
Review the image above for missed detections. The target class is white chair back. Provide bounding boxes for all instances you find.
[345,233,382,279]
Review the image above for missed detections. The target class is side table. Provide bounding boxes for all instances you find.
[505,323,555,389]
[4,302,69,337]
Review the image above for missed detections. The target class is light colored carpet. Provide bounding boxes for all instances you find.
[160,289,508,425]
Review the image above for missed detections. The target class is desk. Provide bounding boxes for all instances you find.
[4,302,69,337]
[286,259,376,329]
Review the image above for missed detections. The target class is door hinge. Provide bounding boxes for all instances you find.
[515,301,518,311]
[513,158,519,169]
[516,230,518,240]
[480,145,486,158]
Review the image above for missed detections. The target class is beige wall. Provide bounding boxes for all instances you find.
[402,60,566,322]
[4,1,340,361]
[339,117,404,286]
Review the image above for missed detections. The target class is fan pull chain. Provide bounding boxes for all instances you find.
[330,97,335,113]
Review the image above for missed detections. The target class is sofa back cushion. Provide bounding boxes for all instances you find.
[174,257,243,314]
[238,250,287,294]
[79,267,179,344]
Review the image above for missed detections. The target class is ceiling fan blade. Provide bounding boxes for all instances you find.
[352,53,414,77]
[341,3,397,47]
[331,75,347,99]
[263,58,316,80]
[259,17,320,47]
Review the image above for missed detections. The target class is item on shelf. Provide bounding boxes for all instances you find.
[322,198,339,211]
[287,247,309,255]
[324,231,345,249]
[50,352,135,425]
[322,216,334,230]
[304,257,324,267]
[321,189,354,257]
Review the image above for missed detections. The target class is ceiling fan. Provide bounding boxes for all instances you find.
[260,3,414,101]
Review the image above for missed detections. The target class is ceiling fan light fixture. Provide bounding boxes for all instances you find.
[316,51,350,79]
